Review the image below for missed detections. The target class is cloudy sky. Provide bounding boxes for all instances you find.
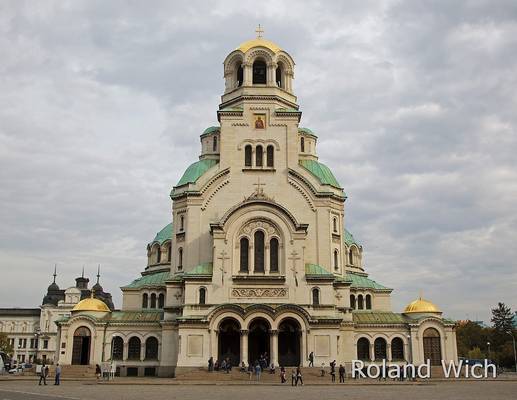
[1,0,516,322]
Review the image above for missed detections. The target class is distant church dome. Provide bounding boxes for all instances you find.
[403,297,441,314]
[237,38,281,53]
[72,297,110,313]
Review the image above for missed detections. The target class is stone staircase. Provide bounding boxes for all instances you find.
[59,364,96,378]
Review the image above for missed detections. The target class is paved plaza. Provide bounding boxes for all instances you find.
[0,380,516,400]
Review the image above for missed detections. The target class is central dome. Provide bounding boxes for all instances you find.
[403,297,441,314]
[72,297,110,313]
[237,38,281,53]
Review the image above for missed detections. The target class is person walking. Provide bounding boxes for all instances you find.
[295,367,303,386]
[280,366,286,383]
[208,356,214,372]
[255,362,261,381]
[291,368,297,386]
[330,360,336,383]
[95,364,102,380]
[308,351,314,367]
[339,364,346,383]
[54,363,61,385]
[38,364,48,386]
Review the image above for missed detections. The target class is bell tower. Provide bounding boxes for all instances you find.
[221,27,297,110]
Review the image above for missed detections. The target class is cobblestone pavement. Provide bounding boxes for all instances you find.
[0,380,516,400]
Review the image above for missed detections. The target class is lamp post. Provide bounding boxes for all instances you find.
[507,331,517,373]
[34,328,41,364]
[487,341,491,362]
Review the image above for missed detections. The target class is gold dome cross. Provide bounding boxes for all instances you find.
[255,24,264,39]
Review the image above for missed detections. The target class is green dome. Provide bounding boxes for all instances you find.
[298,127,318,138]
[150,223,172,245]
[202,126,220,135]
[299,159,341,189]
[174,159,219,187]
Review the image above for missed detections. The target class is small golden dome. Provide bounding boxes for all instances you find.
[403,297,441,314]
[237,38,281,53]
[72,297,110,313]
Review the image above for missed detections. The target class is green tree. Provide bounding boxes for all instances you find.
[0,332,13,355]
[467,347,485,360]
[491,302,514,333]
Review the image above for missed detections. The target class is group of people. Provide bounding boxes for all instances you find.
[37,363,61,386]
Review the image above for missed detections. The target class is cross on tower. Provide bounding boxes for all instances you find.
[253,177,265,195]
[288,250,301,287]
[255,24,264,39]
[218,249,230,285]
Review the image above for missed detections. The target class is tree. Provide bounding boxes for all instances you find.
[491,303,514,333]
[467,347,485,360]
[0,332,13,355]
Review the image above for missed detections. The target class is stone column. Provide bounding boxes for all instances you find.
[213,330,219,361]
[240,330,248,365]
[267,62,277,86]
[270,330,278,366]
[140,342,145,361]
[370,343,375,362]
[123,342,128,361]
[301,330,307,367]
[265,243,270,274]
[243,62,252,86]
[387,343,392,362]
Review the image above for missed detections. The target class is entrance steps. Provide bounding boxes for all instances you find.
[174,367,326,383]
[59,365,96,378]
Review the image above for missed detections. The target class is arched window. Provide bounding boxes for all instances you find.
[213,136,217,152]
[199,287,206,305]
[349,249,354,265]
[374,338,387,360]
[254,230,265,272]
[276,66,282,87]
[255,145,263,167]
[178,248,183,269]
[357,338,370,361]
[236,62,243,87]
[365,294,372,310]
[333,217,337,232]
[312,288,320,306]
[391,337,404,361]
[266,145,274,167]
[150,293,157,309]
[240,237,249,272]
[111,336,123,360]
[350,295,356,309]
[252,60,267,84]
[180,215,184,231]
[358,294,364,310]
[300,137,305,152]
[142,293,148,309]
[158,293,164,308]
[127,337,141,360]
[145,337,159,360]
[167,243,171,263]
[270,238,279,272]
[334,250,339,270]
[156,246,161,263]
[244,145,252,167]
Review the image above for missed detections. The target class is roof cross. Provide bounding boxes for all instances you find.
[255,24,264,39]
[253,177,265,195]
[218,249,230,285]
[288,250,301,287]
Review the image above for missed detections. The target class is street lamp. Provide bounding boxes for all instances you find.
[507,331,517,374]
[487,341,491,361]
[34,329,41,364]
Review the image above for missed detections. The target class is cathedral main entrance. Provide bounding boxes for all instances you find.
[71,326,91,365]
[423,327,442,365]
[218,318,240,366]
[278,318,301,366]
[248,318,270,365]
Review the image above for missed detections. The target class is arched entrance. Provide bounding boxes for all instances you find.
[72,327,91,365]
[278,318,301,366]
[248,318,270,365]
[423,327,442,365]
[218,318,241,366]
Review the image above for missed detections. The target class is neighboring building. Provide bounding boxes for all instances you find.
[3,34,459,377]
[0,267,113,365]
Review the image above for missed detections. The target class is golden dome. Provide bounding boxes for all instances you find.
[72,297,110,313]
[237,38,281,53]
[403,297,441,314]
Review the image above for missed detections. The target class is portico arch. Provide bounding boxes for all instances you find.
[218,318,241,366]
[72,326,91,365]
[248,317,270,365]
[278,318,301,366]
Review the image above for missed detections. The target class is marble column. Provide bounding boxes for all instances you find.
[387,343,392,362]
[270,330,278,366]
[240,330,249,365]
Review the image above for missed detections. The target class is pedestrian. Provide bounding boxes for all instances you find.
[339,364,345,383]
[95,364,101,380]
[255,362,261,381]
[320,362,326,377]
[308,351,314,367]
[248,363,253,380]
[330,360,336,383]
[295,366,303,386]
[208,356,214,372]
[221,358,226,373]
[38,363,48,385]
[280,366,286,383]
[291,368,296,386]
[54,363,61,385]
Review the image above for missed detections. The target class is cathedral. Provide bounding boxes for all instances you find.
[2,35,459,377]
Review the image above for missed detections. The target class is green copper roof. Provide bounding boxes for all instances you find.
[353,311,407,325]
[305,263,334,277]
[299,159,341,189]
[347,272,391,290]
[203,126,220,135]
[344,229,359,246]
[175,159,219,187]
[104,310,163,323]
[122,271,170,289]
[150,223,172,245]
[276,107,300,113]
[298,127,318,138]
[184,262,213,276]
